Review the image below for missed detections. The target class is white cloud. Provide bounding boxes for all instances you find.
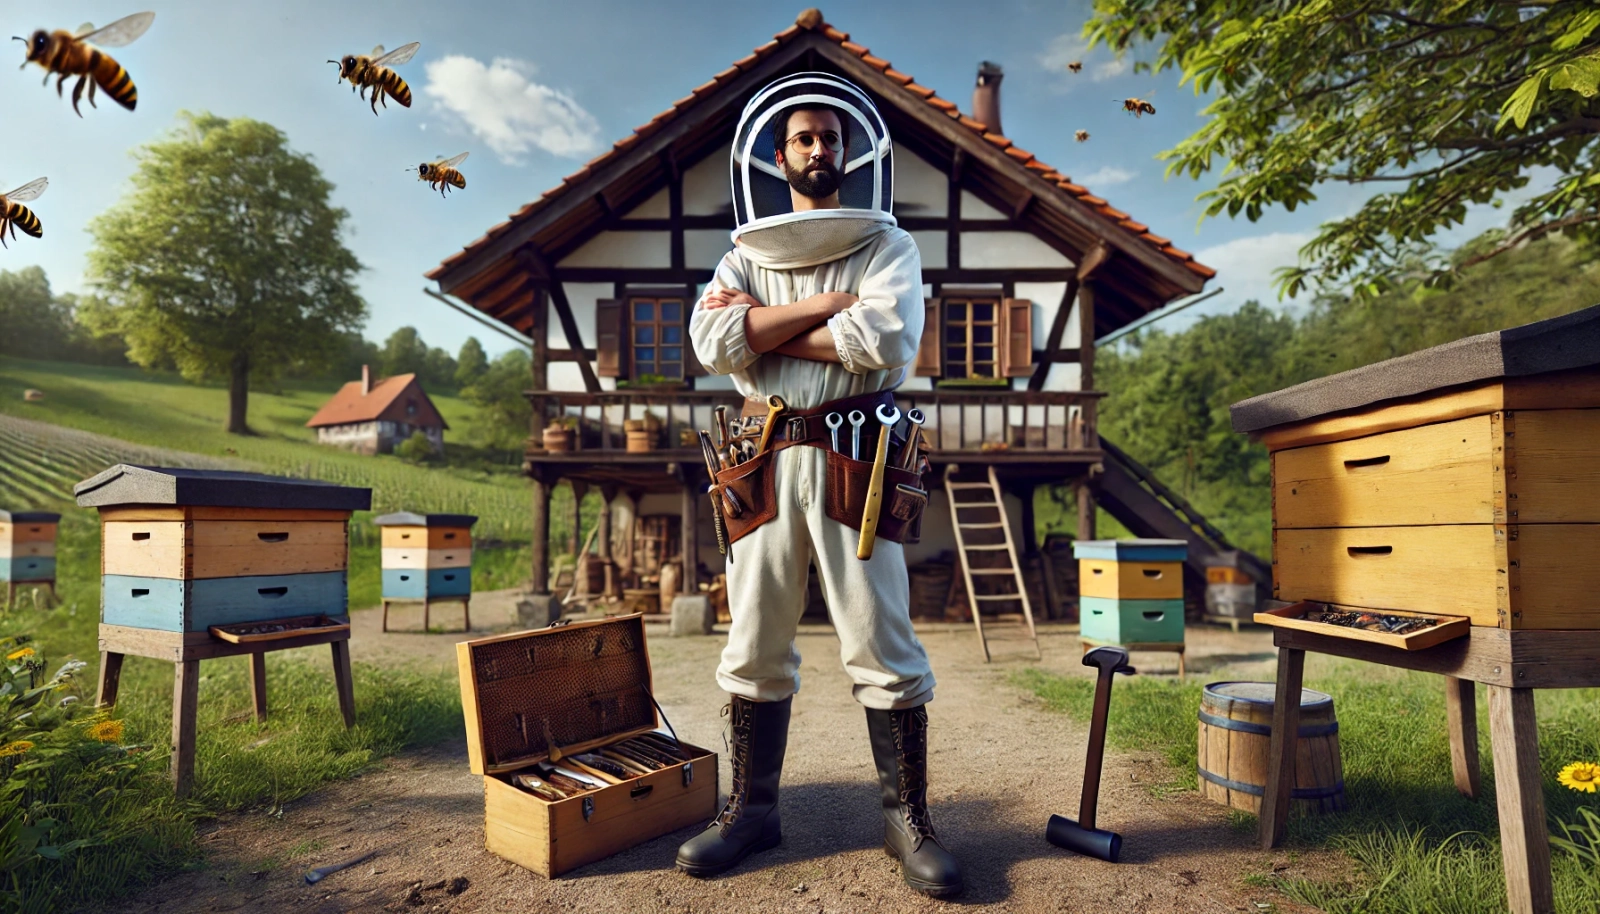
[422,56,602,163]
[1091,60,1129,82]
[1189,231,1315,313]
[1079,165,1136,187]
[1038,33,1090,74]
[1038,33,1132,90]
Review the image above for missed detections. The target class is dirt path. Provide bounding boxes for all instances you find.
[112,600,1344,913]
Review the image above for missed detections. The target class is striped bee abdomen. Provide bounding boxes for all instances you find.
[383,70,412,107]
[9,205,43,238]
[91,51,138,110]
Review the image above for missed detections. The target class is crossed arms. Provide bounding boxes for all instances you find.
[700,288,855,363]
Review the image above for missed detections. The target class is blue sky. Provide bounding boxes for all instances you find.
[8,0,1520,360]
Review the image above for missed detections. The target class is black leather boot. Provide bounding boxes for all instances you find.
[866,705,964,896]
[676,695,791,877]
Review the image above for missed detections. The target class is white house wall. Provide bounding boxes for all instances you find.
[683,143,733,216]
[897,151,947,216]
[960,232,1073,269]
[909,231,947,269]
[627,188,670,219]
[685,229,734,269]
[960,190,1006,220]
[557,231,672,268]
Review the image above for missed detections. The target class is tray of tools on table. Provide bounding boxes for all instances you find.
[208,615,351,644]
[504,732,694,801]
[1254,601,1470,651]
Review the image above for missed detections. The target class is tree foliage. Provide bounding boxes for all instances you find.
[455,337,488,388]
[461,349,533,457]
[0,268,126,366]
[1086,1,1600,298]
[377,326,460,392]
[85,112,366,433]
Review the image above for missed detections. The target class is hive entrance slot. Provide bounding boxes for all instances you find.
[1343,455,1391,471]
[132,588,150,598]
[132,532,151,541]
[1142,569,1163,578]
[258,532,289,543]
[1346,546,1393,557]
[258,587,289,598]
[1142,611,1165,621]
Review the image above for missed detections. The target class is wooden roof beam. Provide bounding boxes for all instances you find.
[517,248,601,393]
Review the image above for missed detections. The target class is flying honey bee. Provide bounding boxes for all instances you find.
[1066,61,1083,74]
[330,42,420,115]
[1120,97,1156,117]
[416,153,468,197]
[0,178,48,247]
[1075,129,1090,143]
[15,12,154,117]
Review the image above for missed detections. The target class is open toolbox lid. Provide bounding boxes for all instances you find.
[456,615,661,776]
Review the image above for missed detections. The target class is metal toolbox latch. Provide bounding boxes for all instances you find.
[682,760,694,787]
[582,796,594,821]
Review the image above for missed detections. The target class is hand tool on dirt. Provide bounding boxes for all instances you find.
[848,410,866,460]
[896,408,926,471]
[856,404,901,560]
[826,412,844,452]
[1046,646,1136,862]
[714,405,731,449]
[754,394,786,457]
[304,850,379,885]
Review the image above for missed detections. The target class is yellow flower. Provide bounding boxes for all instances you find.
[1559,762,1600,793]
[5,647,35,661]
[0,740,35,758]
[86,719,125,743]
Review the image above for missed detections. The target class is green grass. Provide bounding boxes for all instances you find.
[1014,660,1600,912]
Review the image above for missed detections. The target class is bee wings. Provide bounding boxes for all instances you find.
[4,178,48,203]
[75,11,155,47]
[372,42,420,68]
[438,152,468,168]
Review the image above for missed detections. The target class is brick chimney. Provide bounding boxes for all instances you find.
[973,61,1003,135]
[361,364,371,396]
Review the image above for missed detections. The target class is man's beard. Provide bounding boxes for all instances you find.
[784,158,842,199]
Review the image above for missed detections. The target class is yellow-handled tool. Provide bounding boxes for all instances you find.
[857,404,901,560]
[754,394,786,457]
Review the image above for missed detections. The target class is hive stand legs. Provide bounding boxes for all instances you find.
[97,651,125,708]
[462,597,471,632]
[1445,676,1481,799]
[171,659,200,799]
[381,600,390,632]
[423,599,431,632]
[331,640,356,729]
[1260,646,1305,850]
[4,582,11,611]
[249,652,268,722]
[1488,686,1554,914]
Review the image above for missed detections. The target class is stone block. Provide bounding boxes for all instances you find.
[670,594,714,636]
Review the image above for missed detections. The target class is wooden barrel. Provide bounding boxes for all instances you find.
[1196,681,1344,815]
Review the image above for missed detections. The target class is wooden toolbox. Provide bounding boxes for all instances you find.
[75,466,370,633]
[377,512,476,600]
[456,615,717,877]
[1231,304,1600,631]
[0,511,60,582]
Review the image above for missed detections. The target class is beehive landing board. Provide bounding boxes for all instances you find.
[1230,302,1600,433]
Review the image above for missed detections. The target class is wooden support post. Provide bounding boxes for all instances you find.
[249,652,268,722]
[331,640,357,729]
[1077,280,1097,391]
[1488,686,1554,914]
[680,478,700,594]
[531,475,552,595]
[598,484,618,599]
[1260,646,1305,849]
[171,659,200,798]
[569,480,588,559]
[1445,676,1481,799]
[1077,482,1097,541]
[97,651,124,708]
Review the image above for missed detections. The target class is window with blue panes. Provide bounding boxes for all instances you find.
[631,298,685,380]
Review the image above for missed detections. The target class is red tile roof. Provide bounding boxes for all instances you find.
[427,9,1214,283]
[305,374,449,431]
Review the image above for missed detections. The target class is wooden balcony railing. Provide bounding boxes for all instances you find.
[524,388,1101,459]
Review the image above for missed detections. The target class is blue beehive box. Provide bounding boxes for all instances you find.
[1073,539,1188,645]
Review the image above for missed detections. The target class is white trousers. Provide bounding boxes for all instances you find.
[716,443,936,710]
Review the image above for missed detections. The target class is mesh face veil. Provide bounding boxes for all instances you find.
[728,73,897,269]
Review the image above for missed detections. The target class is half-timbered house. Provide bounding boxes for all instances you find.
[426,9,1265,631]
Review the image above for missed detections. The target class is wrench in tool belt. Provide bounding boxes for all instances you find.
[754,394,786,457]
[848,410,866,460]
[856,404,901,560]
[825,412,844,453]
[896,408,926,471]
[697,431,730,556]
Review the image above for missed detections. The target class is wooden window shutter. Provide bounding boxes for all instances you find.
[999,298,1034,377]
[595,298,627,378]
[914,298,943,377]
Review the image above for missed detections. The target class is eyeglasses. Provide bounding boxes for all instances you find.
[785,131,843,154]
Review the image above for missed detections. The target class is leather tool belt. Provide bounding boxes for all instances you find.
[713,390,930,551]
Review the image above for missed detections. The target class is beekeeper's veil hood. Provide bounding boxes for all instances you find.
[730,72,896,270]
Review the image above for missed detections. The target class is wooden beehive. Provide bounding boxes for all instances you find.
[1232,303,1600,629]
[0,510,60,585]
[456,615,717,877]
[376,512,476,601]
[1073,539,1187,644]
[74,466,370,633]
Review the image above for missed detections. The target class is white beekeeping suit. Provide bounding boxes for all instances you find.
[679,72,962,898]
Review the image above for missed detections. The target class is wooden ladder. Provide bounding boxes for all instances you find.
[944,465,1042,662]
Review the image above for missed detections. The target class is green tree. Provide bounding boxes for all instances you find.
[422,345,459,391]
[85,112,366,434]
[462,349,533,455]
[1086,1,1600,298]
[455,337,488,387]
[379,326,429,379]
[0,267,70,358]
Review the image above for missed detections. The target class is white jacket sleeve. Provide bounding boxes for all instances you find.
[826,230,924,375]
[689,252,759,375]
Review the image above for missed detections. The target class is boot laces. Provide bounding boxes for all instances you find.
[713,699,754,834]
[890,706,941,849]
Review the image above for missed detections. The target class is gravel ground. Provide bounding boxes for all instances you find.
[110,595,1343,914]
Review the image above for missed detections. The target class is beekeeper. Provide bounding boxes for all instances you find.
[677,72,961,898]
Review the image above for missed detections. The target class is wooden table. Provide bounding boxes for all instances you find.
[1261,626,1600,914]
[96,622,356,798]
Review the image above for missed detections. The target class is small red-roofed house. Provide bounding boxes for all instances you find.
[306,365,448,455]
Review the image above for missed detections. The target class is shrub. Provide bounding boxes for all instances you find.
[394,430,436,464]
